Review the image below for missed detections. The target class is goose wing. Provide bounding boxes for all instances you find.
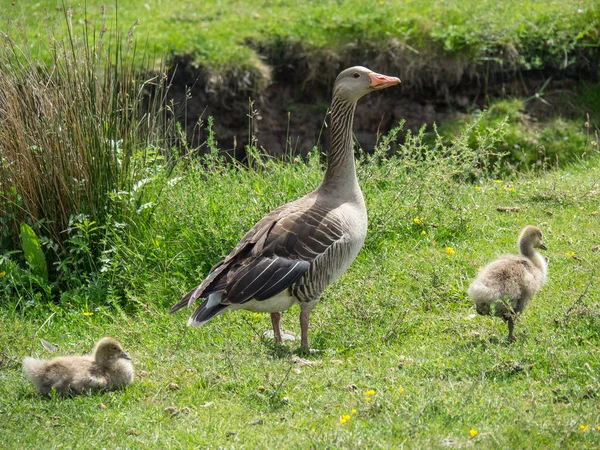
[170,197,344,313]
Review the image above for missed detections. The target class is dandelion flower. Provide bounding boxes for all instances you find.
[351,409,357,414]
[421,230,426,235]
[0,271,5,278]
[392,275,396,281]
[365,389,375,396]
[475,186,481,190]
[566,251,576,257]
[580,424,590,432]
[413,217,423,225]
[83,311,94,317]
[469,428,478,438]
[339,418,347,424]
[365,397,372,402]
[398,387,404,394]
[339,414,351,424]
[507,187,516,192]
[445,247,455,256]
[493,179,503,183]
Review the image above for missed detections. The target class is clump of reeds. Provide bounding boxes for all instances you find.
[0,9,177,254]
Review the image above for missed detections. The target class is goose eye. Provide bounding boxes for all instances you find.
[352,73,360,78]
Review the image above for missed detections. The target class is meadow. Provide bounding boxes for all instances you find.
[1,140,600,448]
[1,1,600,448]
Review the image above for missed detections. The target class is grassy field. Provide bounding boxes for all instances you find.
[1,142,600,447]
[4,0,599,73]
[1,1,600,448]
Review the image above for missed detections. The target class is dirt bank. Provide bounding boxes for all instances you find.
[166,50,600,158]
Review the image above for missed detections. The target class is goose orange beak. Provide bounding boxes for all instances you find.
[369,72,401,90]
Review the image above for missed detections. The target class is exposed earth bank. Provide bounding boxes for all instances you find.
[167,51,599,158]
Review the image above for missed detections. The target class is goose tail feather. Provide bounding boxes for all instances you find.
[187,301,229,327]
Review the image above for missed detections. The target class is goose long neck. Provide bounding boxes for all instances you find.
[320,95,359,195]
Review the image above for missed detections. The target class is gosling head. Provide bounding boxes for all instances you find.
[333,66,400,103]
[520,225,547,251]
[93,337,131,365]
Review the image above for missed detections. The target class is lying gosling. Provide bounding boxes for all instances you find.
[22,337,134,395]
[467,225,548,342]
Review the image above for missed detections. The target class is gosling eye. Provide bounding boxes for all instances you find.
[352,72,360,79]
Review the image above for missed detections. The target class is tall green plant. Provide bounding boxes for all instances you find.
[0,10,179,256]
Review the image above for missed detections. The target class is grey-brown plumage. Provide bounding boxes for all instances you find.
[467,225,548,342]
[171,66,400,350]
[22,337,134,395]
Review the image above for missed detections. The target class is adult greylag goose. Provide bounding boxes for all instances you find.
[170,66,400,350]
[467,225,548,342]
[22,337,134,394]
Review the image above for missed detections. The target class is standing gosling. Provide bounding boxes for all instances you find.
[22,337,134,395]
[467,226,548,342]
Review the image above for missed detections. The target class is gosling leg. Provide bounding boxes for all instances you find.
[507,316,516,343]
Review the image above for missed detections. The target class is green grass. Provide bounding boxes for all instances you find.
[4,0,599,73]
[1,150,599,447]
[435,96,600,173]
[1,2,600,447]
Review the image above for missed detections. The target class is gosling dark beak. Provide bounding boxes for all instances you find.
[539,242,547,251]
[121,351,132,360]
[369,72,401,90]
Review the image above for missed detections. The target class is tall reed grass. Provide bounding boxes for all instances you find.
[0,12,178,258]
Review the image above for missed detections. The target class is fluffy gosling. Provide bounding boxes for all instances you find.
[467,225,548,342]
[22,337,134,395]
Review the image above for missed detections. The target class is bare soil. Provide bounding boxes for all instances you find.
[166,52,599,159]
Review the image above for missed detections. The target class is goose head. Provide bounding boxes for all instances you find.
[93,337,131,364]
[520,225,547,251]
[333,66,400,103]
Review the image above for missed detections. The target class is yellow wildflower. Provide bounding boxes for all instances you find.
[493,179,503,183]
[339,414,351,424]
[580,424,590,432]
[365,389,375,396]
[365,397,372,402]
[392,275,396,281]
[475,185,481,190]
[507,187,515,192]
[469,428,478,438]
[351,409,357,414]
[398,387,404,394]
[0,271,5,278]
[445,247,455,256]
[83,311,94,317]
[421,230,426,235]
[566,251,576,257]
[413,217,423,225]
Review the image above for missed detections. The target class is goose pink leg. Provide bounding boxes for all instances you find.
[270,312,283,345]
[300,311,310,350]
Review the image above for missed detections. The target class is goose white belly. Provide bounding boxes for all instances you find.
[231,291,298,313]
